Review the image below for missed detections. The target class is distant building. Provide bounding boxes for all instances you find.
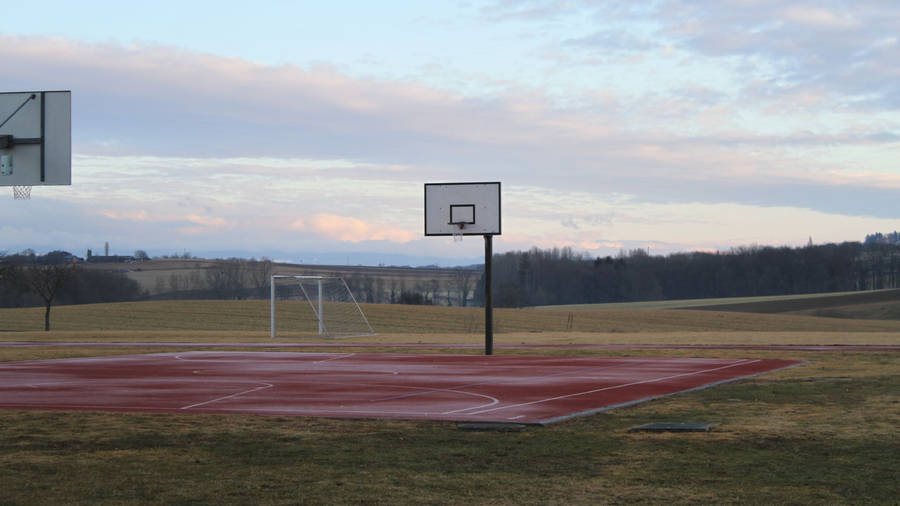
[47,251,82,264]
[86,246,134,264]
[86,254,135,264]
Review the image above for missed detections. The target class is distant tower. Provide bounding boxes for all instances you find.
[807,236,813,247]
[105,242,109,256]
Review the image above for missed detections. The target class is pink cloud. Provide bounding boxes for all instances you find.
[291,214,415,243]
[1,34,621,157]
[97,209,152,221]
[186,215,227,227]
[782,6,860,29]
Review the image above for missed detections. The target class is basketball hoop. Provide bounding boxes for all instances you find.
[423,182,502,356]
[452,223,464,242]
[13,185,31,200]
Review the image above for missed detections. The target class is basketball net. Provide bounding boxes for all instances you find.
[453,223,464,242]
[13,185,32,200]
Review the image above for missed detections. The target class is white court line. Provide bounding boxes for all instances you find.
[377,361,653,405]
[173,352,356,367]
[430,388,499,413]
[464,359,761,416]
[437,361,656,415]
[0,403,193,412]
[177,381,498,417]
[396,386,500,414]
[200,406,456,417]
[312,353,356,364]
[324,380,501,414]
[180,383,274,410]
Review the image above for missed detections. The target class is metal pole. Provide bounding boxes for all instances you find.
[39,92,45,182]
[317,279,324,335]
[484,234,493,355]
[270,275,275,338]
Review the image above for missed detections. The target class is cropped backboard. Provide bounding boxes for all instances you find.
[0,91,71,186]
[424,182,501,236]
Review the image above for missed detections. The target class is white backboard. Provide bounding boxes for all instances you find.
[0,91,72,186]
[424,182,501,236]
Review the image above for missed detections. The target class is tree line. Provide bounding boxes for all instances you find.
[7,239,899,327]
[1,250,145,330]
[0,251,475,309]
[865,231,900,245]
[485,241,900,308]
[149,259,479,307]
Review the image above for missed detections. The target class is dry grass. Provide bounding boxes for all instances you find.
[539,290,870,310]
[3,299,900,335]
[0,347,897,505]
[4,329,900,348]
[792,300,900,320]
[543,289,900,315]
[0,299,898,504]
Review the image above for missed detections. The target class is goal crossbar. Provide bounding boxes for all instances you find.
[270,275,375,339]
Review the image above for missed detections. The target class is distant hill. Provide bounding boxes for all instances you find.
[685,289,900,318]
[541,289,900,321]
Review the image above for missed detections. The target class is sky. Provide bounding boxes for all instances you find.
[1,0,898,266]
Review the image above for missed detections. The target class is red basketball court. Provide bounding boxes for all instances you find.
[0,352,802,424]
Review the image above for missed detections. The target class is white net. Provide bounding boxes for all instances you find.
[452,223,465,242]
[13,186,31,200]
[271,276,374,338]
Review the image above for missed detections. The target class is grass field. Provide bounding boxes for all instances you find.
[4,298,900,336]
[1,296,898,504]
[538,288,900,314]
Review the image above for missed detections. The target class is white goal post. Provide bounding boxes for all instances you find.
[270,275,374,339]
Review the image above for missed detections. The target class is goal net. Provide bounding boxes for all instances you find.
[270,275,375,338]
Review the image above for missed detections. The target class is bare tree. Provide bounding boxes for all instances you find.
[188,270,203,290]
[154,275,166,294]
[389,278,398,304]
[0,258,24,307]
[245,259,273,299]
[0,255,12,283]
[375,277,385,304]
[16,264,76,331]
[429,279,441,305]
[205,259,247,299]
[363,275,376,303]
[168,273,182,293]
[452,268,476,307]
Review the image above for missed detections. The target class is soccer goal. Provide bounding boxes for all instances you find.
[270,275,375,339]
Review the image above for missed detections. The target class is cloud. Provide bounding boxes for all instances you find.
[6,34,619,164]
[5,34,894,175]
[485,1,899,109]
[291,214,415,243]
[185,215,227,228]
[660,1,900,106]
[98,209,152,222]
[3,28,898,262]
[781,5,861,29]
[564,30,658,52]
